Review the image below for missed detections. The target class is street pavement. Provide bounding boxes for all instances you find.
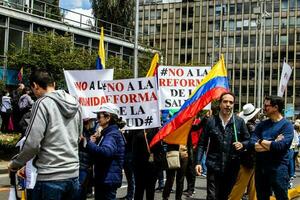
[1,163,300,200]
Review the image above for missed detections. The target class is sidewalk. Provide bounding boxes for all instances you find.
[0,160,8,174]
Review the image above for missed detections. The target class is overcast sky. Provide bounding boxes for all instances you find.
[60,0,93,28]
[60,0,91,10]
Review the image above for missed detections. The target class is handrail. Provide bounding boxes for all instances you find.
[0,0,150,42]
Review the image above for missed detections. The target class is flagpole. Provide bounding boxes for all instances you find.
[134,0,139,78]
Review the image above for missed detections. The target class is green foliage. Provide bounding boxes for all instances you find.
[6,32,96,89]
[0,80,5,92]
[0,133,21,153]
[90,0,134,28]
[6,31,157,87]
[106,56,133,79]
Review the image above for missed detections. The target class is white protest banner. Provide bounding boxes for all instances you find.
[64,69,114,118]
[158,66,211,110]
[102,77,160,130]
[278,62,293,97]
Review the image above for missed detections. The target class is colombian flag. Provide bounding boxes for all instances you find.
[17,66,23,82]
[149,55,229,147]
[146,53,159,77]
[96,27,105,70]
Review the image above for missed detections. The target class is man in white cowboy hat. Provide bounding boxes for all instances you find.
[229,103,261,200]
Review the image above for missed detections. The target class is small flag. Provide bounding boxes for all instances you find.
[277,61,292,97]
[146,53,159,77]
[96,27,105,69]
[17,66,23,82]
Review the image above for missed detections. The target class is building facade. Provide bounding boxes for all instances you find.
[139,0,300,114]
[0,0,144,82]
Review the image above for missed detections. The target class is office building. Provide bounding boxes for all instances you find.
[139,0,300,114]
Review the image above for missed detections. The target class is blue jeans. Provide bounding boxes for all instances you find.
[288,149,295,178]
[201,152,207,175]
[95,184,118,200]
[79,169,91,200]
[32,177,80,200]
[255,165,289,200]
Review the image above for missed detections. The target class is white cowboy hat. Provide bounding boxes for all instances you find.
[93,103,120,117]
[239,103,261,123]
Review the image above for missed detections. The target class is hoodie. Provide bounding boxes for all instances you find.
[11,90,83,181]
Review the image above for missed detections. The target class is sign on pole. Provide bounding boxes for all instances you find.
[158,66,211,110]
[102,77,160,129]
[64,69,114,119]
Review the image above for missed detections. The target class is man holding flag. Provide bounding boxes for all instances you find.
[195,92,250,200]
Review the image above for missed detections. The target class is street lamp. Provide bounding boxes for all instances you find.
[134,0,139,78]
[254,1,269,109]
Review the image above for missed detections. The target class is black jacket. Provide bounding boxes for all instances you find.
[196,114,249,173]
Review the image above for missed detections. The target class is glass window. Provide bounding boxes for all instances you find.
[282,0,288,11]
[280,35,287,45]
[289,33,295,45]
[229,4,235,14]
[0,15,6,26]
[150,10,156,20]
[215,20,220,30]
[237,3,243,14]
[187,38,192,48]
[236,36,241,46]
[181,23,186,32]
[281,18,287,28]
[10,18,30,31]
[144,10,149,20]
[209,6,214,16]
[188,7,193,17]
[74,34,89,45]
[8,29,22,51]
[243,35,249,46]
[244,3,250,14]
[215,38,220,48]
[290,17,295,27]
[250,35,256,46]
[188,23,193,31]
[216,5,222,16]
[265,35,271,46]
[265,19,272,27]
[156,9,161,19]
[0,28,5,55]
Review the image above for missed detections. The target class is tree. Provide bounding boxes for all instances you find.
[6,32,155,88]
[90,0,134,28]
[6,32,96,88]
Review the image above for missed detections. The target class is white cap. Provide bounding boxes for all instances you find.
[239,103,261,123]
[94,103,120,117]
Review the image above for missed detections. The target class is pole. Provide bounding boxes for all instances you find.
[257,1,263,109]
[134,0,139,78]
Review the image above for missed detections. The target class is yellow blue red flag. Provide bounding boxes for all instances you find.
[96,27,105,69]
[17,66,23,82]
[146,53,159,77]
[150,55,229,147]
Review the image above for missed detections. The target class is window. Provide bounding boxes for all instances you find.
[280,35,287,45]
[0,15,6,26]
[8,29,22,51]
[187,38,192,48]
[265,35,271,46]
[0,28,5,55]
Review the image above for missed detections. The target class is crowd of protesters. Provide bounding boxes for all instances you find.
[3,69,300,200]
